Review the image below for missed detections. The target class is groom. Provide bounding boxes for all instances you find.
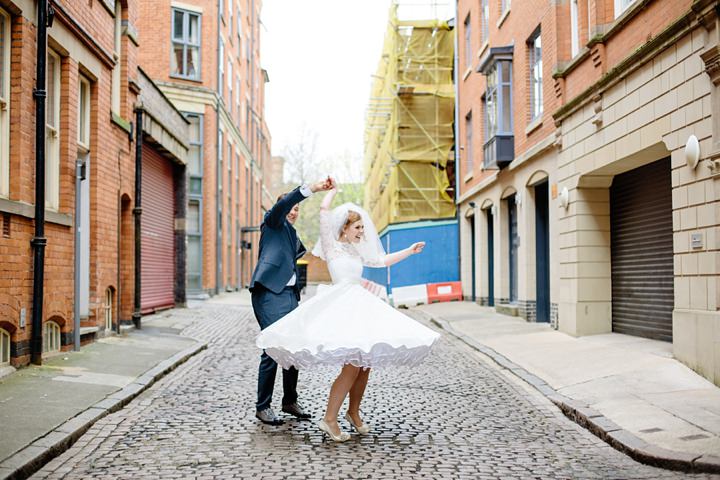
[250,177,334,425]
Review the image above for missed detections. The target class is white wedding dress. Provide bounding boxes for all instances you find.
[255,209,440,370]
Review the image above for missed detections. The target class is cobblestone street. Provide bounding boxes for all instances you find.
[31,303,717,480]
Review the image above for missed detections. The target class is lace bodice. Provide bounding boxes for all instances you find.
[320,210,384,284]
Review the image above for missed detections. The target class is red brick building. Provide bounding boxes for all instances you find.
[0,0,190,369]
[457,0,720,385]
[137,0,272,296]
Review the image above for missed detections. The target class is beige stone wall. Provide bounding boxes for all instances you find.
[556,18,720,384]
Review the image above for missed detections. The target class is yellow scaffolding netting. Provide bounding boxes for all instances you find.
[364,3,456,233]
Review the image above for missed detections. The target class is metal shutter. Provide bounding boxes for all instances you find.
[610,157,673,341]
[141,145,176,313]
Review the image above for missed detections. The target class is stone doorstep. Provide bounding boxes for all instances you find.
[417,308,720,475]
[495,303,519,317]
[0,341,208,480]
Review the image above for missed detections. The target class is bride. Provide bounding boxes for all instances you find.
[256,181,440,442]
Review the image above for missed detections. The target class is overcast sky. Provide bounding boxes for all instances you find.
[261,1,454,182]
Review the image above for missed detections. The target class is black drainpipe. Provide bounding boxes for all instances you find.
[132,105,143,329]
[31,0,51,365]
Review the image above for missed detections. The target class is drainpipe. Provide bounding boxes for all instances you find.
[132,104,143,329]
[450,7,463,292]
[31,0,51,365]
[73,160,85,351]
[215,2,222,296]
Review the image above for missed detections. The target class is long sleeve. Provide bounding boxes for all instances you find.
[264,186,310,229]
[319,209,340,262]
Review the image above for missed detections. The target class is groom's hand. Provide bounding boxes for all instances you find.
[310,177,335,193]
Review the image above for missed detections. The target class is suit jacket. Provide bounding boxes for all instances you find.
[250,187,308,295]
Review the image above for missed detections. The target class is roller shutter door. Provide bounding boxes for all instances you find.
[141,145,176,312]
[610,157,673,341]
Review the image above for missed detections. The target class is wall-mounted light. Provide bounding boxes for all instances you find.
[559,187,569,209]
[685,135,700,170]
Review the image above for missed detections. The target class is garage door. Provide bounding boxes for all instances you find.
[610,157,673,341]
[141,145,176,313]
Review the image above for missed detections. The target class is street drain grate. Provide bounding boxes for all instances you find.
[680,434,710,441]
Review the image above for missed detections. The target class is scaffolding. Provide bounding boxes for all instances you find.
[363,2,456,233]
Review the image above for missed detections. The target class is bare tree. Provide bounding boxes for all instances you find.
[283,124,322,184]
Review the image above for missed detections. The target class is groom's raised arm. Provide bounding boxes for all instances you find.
[263,186,308,229]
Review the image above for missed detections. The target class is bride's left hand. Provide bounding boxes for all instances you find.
[409,242,425,254]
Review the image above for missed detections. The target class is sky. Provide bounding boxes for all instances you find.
[261,1,454,183]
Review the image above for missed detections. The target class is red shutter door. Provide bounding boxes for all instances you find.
[141,145,175,313]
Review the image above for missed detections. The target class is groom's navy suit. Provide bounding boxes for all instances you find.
[250,187,308,412]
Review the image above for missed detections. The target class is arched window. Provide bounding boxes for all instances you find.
[0,328,9,366]
[43,321,61,354]
[104,288,114,331]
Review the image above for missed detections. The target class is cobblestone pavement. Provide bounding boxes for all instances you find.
[32,303,718,480]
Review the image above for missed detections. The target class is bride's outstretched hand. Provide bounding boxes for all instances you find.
[409,242,426,254]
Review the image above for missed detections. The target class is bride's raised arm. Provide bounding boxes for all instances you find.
[379,242,425,267]
[320,185,337,212]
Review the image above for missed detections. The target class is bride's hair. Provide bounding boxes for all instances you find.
[341,210,362,236]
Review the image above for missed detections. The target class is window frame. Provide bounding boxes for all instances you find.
[218,38,225,97]
[528,29,543,122]
[465,110,473,174]
[171,8,202,80]
[464,13,472,70]
[614,0,636,18]
[480,0,489,45]
[570,0,579,58]
[46,49,61,211]
[0,7,10,198]
[77,76,91,151]
[501,0,511,15]
[42,321,61,354]
[0,327,9,366]
[481,50,514,169]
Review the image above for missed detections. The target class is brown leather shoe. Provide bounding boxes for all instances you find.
[282,402,311,420]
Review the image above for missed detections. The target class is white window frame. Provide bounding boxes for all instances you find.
[112,1,121,113]
[481,0,489,45]
[0,7,10,198]
[464,14,472,70]
[614,0,636,18]
[42,321,61,354]
[501,0,511,15]
[46,49,61,211]
[171,8,202,80]
[529,30,543,121]
[570,0,579,58]
[77,76,91,150]
[0,327,9,366]
[465,111,473,173]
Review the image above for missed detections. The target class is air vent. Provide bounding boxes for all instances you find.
[2,213,9,238]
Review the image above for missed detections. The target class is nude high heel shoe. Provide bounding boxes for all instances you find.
[344,412,370,434]
[318,419,350,442]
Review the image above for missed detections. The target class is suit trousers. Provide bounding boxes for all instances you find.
[252,285,300,411]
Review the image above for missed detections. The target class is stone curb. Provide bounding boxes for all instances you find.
[413,309,720,475]
[0,341,208,480]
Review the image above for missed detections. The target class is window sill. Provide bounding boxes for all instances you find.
[476,41,489,60]
[525,116,543,136]
[0,197,73,227]
[462,67,472,81]
[497,8,510,29]
[169,74,203,84]
[464,172,474,183]
[111,112,132,134]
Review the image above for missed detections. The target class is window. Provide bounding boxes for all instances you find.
[465,111,473,174]
[501,0,511,15]
[186,112,203,292]
[227,59,233,98]
[46,50,61,210]
[42,321,61,354]
[104,288,113,331]
[237,6,243,55]
[0,7,9,198]
[112,1,121,113]
[529,30,542,121]
[480,47,514,168]
[172,9,201,79]
[218,39,224,97]
[614,0,636,18]
[228,140,232,172]
[464,14,472,69]
[481,0,489,45]
[236,76,241,119]
[228,0,233,36]
[219,0,224,21]
[570,0,579,57]
[0,328,9,366]
[78,76,91,150]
